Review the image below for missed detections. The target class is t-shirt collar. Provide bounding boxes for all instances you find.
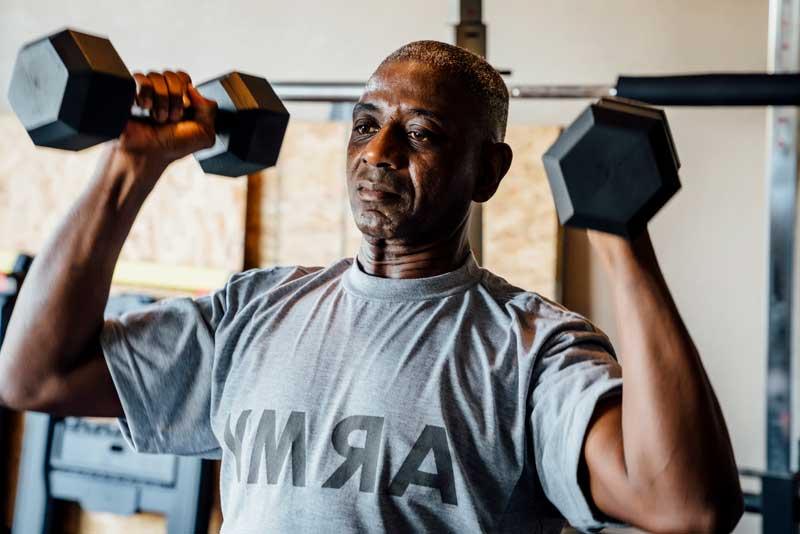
[343,250,483,301]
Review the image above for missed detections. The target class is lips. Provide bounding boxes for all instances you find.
[356,180,401,202]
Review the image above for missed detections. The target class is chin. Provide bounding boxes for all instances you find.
[352,211,402,240]
[355,219,397,240]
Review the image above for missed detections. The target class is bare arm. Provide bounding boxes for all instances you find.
[580,230,743,533]
[0,71,216,416]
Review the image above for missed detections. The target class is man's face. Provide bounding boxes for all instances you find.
[346,60,484,243]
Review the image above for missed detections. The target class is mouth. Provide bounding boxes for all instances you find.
[357,189,400,202]
[356,180,401,203]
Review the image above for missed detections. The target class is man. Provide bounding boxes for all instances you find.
[0,41,742,532]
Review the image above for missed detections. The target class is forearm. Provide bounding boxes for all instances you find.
[0,143,165,403]
[593,231,742,520]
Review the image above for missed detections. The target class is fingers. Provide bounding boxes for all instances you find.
[186,84,217,126]
[163,71,186,121]
[133,73,153,109]
[146,72,170,122]
[176,71,192,109]
[132,70,211,126]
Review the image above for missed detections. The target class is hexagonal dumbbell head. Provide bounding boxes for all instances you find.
[8,28,135,151]
[194,72,289,177]
[542,97,681,238]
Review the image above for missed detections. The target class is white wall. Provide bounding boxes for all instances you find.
[0,1,771,531]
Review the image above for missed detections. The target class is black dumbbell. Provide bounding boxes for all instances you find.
[7,28,290,177]
[542,97,681,238]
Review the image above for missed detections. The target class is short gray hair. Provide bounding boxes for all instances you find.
[376,40,509,142]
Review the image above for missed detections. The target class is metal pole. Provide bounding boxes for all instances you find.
[509,84,615,99]
[271,82,615,102]
[453,0,486,264]
[272,79,800,103]
[764,0,800,531]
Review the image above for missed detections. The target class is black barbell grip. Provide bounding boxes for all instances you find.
[615,73,800,106]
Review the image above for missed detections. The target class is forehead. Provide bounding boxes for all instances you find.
[360,60,477,124]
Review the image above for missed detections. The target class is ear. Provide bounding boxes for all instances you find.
[472,141,513,203]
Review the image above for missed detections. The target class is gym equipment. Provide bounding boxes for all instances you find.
[13,414,215,534]
[7,28,289,177]
[11,293,215,534]
[0,254,33,534]
[0,254,33,345]
[266,74,800,105]
[541,97,681,237]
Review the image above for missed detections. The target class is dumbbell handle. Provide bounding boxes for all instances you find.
[616,73,800,106]
[129,105,236,133]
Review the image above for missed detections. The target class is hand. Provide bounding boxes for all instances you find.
[119,70,217,166]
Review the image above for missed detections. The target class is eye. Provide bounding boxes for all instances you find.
[408,130,430,141]
[354,123,378,135]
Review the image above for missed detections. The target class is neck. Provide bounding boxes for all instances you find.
[357,222,471,279]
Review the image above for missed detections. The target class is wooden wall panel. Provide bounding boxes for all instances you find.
[0,115,247,272]
[247,122,351,268]
[483,125,562,300]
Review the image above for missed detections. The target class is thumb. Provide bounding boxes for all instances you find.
[187,84,217,125]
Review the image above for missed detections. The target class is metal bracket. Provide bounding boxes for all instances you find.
[766,0,800,475]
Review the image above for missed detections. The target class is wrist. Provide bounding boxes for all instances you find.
[107,141,170,179]
[587,229,659,275]
[91,142,168,215]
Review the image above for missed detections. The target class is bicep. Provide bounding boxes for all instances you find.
[581,395,642,526]
[24,338,123,418]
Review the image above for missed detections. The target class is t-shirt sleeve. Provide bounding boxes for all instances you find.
[100,288,226,460]
[529,313,625,532]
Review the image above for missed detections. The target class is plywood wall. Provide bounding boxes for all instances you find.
[1,117,561,533]
[245,122,352,268]
[0,116,248,273]
[484,125,563,300]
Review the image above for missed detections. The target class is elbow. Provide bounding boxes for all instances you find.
[0,377,35,412]
[679,502,743,534]
[647,490,744,534]
[0,351,30,411]
[0,369,59,413]
[0,381,27,411]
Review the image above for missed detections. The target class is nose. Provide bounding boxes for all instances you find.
[362,124,407,170]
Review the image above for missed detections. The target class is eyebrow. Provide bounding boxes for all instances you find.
[352,102,378,117]
[407,108,443,122]
[352,102,444,123]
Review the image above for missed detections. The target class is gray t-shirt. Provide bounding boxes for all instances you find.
[100,252,623,533]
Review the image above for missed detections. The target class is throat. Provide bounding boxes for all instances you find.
[357,236,471,279]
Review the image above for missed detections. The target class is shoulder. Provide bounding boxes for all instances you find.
[222,258,353,307]
[478,267,611,352]
[479,267,582,322]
